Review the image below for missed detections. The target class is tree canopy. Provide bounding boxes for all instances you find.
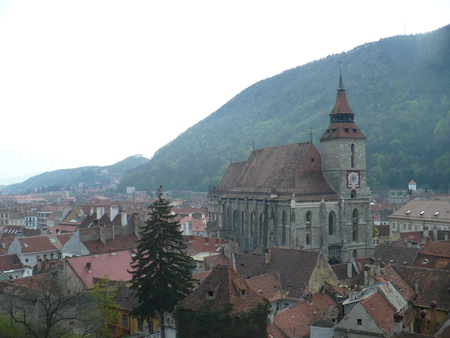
[129,186,195,337]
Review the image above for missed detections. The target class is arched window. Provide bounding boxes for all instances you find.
[233,210,238,229]
[351,190,357,198]
[351,144,355,168]
[306,211,312,225]
[352,209,358,242]
[328,212,335,235]
[282,211,287,246]
[306,233,311,246]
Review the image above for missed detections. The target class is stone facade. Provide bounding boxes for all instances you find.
[207,72,374,263]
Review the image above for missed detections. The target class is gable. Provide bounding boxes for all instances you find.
[336,301,385,335]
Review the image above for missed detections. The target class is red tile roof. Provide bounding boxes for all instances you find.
[273,292,335,337]
[361,290,396,335]
[66,250,133,289]
[0,254,23,271]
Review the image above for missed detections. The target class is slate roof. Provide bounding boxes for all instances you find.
[66,250,133,289]
[215,142,339,201]
[180,265,266,313]
[372,243,419,266]
[235,247,326,299]
[273,292,336,337]
[393,265,450,310]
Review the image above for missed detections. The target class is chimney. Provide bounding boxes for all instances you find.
[423,225,429,240]
[99,227,106,245]
[380,262,386,274]
[110,205,119,222]
[415,280,419,293]
[121,212,128,227]
[96,206,105,220]
[420,309,427,334]
[347,261,353,278]
[430,300,437,333]
[264,248,271,264]
[85,262,92,273]
[364,265,371,286]
[393,311,404,334]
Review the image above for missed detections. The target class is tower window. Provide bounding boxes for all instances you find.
[353,128,357,133]
[332,128,336,133]
[351,144,355,168]
[344,128,349,133]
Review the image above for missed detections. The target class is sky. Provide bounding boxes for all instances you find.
[0,0,449,183]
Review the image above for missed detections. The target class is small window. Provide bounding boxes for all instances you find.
[122,314,128,327]
[353,128,357,133]
[310,158,314,163]
[137,319,143,331]
[357,319,362,325]
[332,128,336,132]
[344,128,349,133]
[284,303,289,309]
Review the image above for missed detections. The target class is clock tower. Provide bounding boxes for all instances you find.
[320,68,367,199]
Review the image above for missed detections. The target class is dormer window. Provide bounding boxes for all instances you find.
[207,291,215,298]
[344,128,349,133]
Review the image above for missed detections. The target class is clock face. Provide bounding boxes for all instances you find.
[347,171,360,188]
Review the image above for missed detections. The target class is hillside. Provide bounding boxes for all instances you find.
[6,27,448,196]
[3,155,149,194]
[118,25,450,194]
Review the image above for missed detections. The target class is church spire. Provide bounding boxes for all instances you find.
[329,65,354,123]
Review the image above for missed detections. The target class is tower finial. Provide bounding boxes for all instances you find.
[338,61,345,91]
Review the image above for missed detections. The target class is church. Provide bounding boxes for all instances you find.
[207,70,374,263]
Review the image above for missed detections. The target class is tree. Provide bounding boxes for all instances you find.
[0,272,90,338]
[90,274,120,338]
[129,186,195,338]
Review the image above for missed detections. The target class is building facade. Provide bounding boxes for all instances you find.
[207,71,374,263]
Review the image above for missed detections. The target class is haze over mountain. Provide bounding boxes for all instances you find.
[117,25,450,194]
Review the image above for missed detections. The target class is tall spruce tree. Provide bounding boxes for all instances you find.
[130,186,194,338]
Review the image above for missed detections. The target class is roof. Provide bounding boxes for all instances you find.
[389,200,450,223]
[180,265,266,313]
[215,142,339,201]
[17,233,72,253]
[247,272,283,302]
[393,265,450,310]
[235,247,325,299]
[412,240,450,270]
[0,254,24,272]
[184,236,225,256]
[360,290,396,335]
[273,292,336,337]
[82,233,138,254]
[372,264,416,303]
[372,243,419,265]
[66,250,134,289]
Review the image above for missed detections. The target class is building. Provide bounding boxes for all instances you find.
[389,199,450,233]
[207,70,374,262]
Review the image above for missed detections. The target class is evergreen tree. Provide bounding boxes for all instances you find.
[129,186,194,338]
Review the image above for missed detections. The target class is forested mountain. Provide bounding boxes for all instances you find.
[3,155,149,193]
[106,27,450,193]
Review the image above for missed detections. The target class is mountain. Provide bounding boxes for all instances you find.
[118,25,450,194]
[3,155,149,194]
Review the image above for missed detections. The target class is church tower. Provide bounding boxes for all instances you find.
[320,68,367,199]
[320,68,373,261]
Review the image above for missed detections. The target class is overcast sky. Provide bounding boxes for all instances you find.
[0,0,449,182]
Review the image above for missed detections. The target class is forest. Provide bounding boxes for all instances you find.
[117,25,450,194]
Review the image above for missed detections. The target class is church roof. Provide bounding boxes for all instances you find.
[215,142,339,201]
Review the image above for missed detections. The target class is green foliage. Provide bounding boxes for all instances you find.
[118,25,450,193]
[91,274,120,338]
[129,186,195,335]
[174,300,270,338]
[0,313,29,338]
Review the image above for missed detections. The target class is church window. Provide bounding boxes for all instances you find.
[351,144,355,168]
[291,211,295,225]
[233,210,238,229]
[353,250,357,258]
[306,233,311,246]
[351,190,357,198]
[352,209,358,242]
[306,211,312,225]
[328,212,335,235]
[282,211,287,246]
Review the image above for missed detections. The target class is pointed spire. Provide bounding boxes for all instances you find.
[338,64,345,91]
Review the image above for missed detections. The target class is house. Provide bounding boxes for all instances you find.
[207,71,374,262]
[389,200,450,233]
[176,264,270,338]
[234,247,338,301]
[411,240,450,270]
[0,254,25,279]
[64,250,134,291]
[7,229,89,271]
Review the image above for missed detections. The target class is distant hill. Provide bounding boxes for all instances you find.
[117,25,450,194]
[3,155,149,194]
